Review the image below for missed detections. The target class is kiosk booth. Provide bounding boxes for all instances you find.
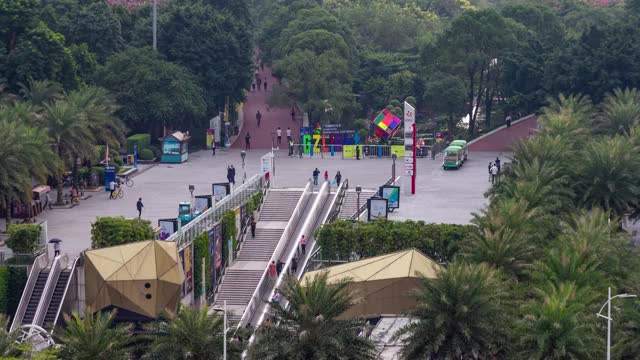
[161,131,191,163]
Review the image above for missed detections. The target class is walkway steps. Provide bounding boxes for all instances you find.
[338,190,377,220]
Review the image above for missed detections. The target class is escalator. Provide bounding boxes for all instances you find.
[43,270,71,328]
[22,270,49,325]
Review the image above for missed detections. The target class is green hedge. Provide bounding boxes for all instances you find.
[6,267,27,317]
[193,233,211,298]
[0,266,8,314]
[139,148,154,160]
[247,191,264,214]
[127,134,151,154]
[314,220,476,262]
[91,217,154,249]
[221,211,237,265]
[6,224,41,254]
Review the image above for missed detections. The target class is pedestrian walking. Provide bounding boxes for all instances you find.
[298,143,304,158]
[495,157,501,172]
[264,81,268,91]
[227,166,233,184]
[356,145,361,160]
[53,241,61,257]
[312,168,320,185]
[136,198,144,218]
[46,192,52,210]
[71,186,79,205]
[257,77,262,89]
[288,139,294,156]
[211,139,216,156]
[260,61,264,71]
[490,164,499,184]
[230,165,236,184]
[487,162,493,182]
[269,261,277,278]
[109,180,116,199]
[291,107,296,122]
[299,235,307,256]
[256,110,262,127]
[324,170,329,182]
[245,133,251,150]
[276,127,282,146]
[250,217,256,238]
[506,114,512,128]
[286,127,292,143]
[276,259,284,275]
[251,83,255,91]
[291,257,298,274]
[335,171,342,186]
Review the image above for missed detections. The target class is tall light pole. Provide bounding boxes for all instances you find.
[391,153,397,183]
[152,0,158,50]
[597,287,637,360]
[240,150,247,184]
[223,300,227,360]
[355,186,362,221]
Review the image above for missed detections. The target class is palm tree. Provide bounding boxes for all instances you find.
[0,314,23,357]
[597,87,640,135]
[516,283,602,359]
[54,311,133,360]
[248,272,376,360]
[614,300,640,358]
[542,93,594,128]
[397,262,511,359]
[18,79,64,108]
[0,110,61,228]
[146,307,240,360]
[575,136,640,218]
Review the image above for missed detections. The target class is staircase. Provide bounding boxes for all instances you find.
[338,190,377,220]
[43,270,71,328]
[213,189,305,320]
[22,270,49,325]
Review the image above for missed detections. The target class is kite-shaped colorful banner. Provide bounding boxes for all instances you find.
[372,109,402,141]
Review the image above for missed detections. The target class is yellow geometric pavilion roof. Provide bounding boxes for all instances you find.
[303,248,441,284]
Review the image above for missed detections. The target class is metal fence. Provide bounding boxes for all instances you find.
[168,174,266,248]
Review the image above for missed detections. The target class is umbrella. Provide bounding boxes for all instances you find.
[48,238,62,244]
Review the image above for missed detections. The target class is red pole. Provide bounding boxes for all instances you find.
[411,123,416,194]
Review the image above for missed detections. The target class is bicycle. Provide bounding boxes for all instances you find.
[112,187,124,199]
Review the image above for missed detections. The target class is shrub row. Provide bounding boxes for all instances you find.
[91,217,154,249]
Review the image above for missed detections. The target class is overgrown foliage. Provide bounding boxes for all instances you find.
[90,216,153,249]
[6,224,41,253]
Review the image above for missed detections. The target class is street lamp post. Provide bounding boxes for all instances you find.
[240,150,247,184]
[188,184,195,215]
[597,287,637,360]
[391,153,397,183]
[152,0,157,50]
[356,186,362,221]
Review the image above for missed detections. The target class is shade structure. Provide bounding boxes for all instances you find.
[84,240,184,319]
[303,248,441,319]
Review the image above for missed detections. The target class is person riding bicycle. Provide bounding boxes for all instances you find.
[109,180,116,199]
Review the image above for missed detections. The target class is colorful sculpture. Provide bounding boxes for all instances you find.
[372,109,402,141]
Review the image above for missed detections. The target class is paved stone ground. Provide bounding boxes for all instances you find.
[3,148,500,258]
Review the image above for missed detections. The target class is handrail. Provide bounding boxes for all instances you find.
[348,176,400,221]
[326,179,349,224]
[244,181,331,352]
[167,173,265,247]
[33,253,68,327]
[11,253,48,331]
[50,255,80,332]
[235,181,313,329]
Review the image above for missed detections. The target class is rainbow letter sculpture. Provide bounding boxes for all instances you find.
[372,109,402,141]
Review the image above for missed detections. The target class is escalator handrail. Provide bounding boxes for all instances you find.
[33,253,68,327]
[10,253,49,331]
[50,255,79,333]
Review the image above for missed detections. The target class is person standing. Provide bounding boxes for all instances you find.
[136,198,144,219]
[495,157,501,172]
[487,162,493,182]
[211,139,216,156]
[71,186,79,205]
[324,170,329,182]
[269,261,277,281]
[276,259,284,276]
[245,133,251,150]
[251,83,256,91]
[506,114,512,128]
[298,143,304,158]
[257,77,262,89]
[227,166,233,184]
[335,171,342,186]
[109,180,116,199]
[312,168,320,185]
[230,165,236,184]
[264,81,268,91]
[490,164,499,184]
[299,235,307,256]
[46,192,52,210]
[250,217,256,238]
[356,145,361,160]
[260,61,264,71]
[256,110,262,127]
[53,241,61,257]
[276,127,282,146]
[288,139,294,156]
[290,257,298,274]
[286,127,292,143]
[291,107,296,122]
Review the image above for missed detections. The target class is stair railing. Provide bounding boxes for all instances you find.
[33,253,68,327]
[236,181,313,329]
[11,253,49,331]
[50,255,80,332]
[348,176,400,221]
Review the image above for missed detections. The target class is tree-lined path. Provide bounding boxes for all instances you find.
[233,63,301,149]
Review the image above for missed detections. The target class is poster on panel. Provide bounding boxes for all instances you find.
[195,195,212,213]
[214,223,223,268]
[158,218,178,240]
[379,186,400,209]
[367,197,388,221]
[212,183,230,202]
[180,243,193,297]
[234,208,241,240]
[208,227,216,293]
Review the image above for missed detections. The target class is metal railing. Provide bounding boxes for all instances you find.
[51,255,80,332]
[11,253,49,331]
[167,174,266,247]
[348,176,399,221]
[236,181,313,329]
[33,253,69,327]
[326,179,349,224]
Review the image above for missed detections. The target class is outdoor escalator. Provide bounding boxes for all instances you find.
[22,270,49,325]
[43,270,71,328]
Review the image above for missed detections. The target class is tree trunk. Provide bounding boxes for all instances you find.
[56,144,64,205]
[447,114,455,135]
[467,66,476,136]
[4,196,11,231]
[485,86,494,129]
[470,67,486,136]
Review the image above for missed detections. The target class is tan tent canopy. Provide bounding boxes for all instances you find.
[84,240,184,319]
[303,248,441,319]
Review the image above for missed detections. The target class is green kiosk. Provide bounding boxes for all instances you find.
[161,131,191,163]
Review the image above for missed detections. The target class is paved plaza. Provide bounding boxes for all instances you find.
[10,148,500,258]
